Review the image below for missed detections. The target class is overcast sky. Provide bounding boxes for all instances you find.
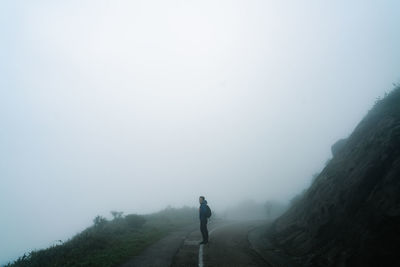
[1,0,400,264]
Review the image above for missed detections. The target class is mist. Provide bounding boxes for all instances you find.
[1,0,400,264]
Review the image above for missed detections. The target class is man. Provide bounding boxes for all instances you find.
[199,196,210,244]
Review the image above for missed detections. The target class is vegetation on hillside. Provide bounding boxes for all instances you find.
[6,206,197,267]
[371,85,400,116]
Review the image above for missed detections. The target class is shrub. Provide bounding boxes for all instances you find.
[93,215,107,228]
[125,214,146,228]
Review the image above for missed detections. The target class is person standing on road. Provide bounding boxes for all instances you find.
[199,196,211,245]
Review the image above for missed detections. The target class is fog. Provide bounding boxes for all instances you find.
[1,0,400,264]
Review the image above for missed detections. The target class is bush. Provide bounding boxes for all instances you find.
[125,214,146,228]
[111,211,124,220]
[93,215,107,228]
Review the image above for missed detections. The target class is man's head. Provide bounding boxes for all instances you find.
[199,196,205,204]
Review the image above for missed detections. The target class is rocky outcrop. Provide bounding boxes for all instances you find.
[331,138,347,157]
[267,87,400,266]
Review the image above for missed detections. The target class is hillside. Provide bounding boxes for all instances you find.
[6,207,197,267]
[267,87,400,266]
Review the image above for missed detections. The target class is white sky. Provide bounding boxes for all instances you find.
[1,0,400,264]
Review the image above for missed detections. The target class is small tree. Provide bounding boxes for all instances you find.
[110,211,124,220]
[93,215,107,227]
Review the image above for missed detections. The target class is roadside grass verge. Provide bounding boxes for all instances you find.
[6,206,197,267]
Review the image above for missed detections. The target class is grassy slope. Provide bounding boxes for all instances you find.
[6,206,197,267]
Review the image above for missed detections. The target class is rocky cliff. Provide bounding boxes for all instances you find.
[267,87,400,266]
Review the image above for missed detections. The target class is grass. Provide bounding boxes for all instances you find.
[6,206,197,267]
[370,85,400,117]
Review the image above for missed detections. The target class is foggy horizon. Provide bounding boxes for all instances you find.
[1,0,400,264]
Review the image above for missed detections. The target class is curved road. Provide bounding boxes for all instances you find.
[198,221,271,267]
[122,220,285,267]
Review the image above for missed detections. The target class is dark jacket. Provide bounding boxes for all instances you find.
[199,200,208,221]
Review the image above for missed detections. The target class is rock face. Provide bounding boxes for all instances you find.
[268,87,400,267]
[331,138,347,157]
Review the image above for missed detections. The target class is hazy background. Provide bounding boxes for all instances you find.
[1,0,400,264]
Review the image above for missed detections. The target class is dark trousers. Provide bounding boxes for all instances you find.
[200,219,208,242]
